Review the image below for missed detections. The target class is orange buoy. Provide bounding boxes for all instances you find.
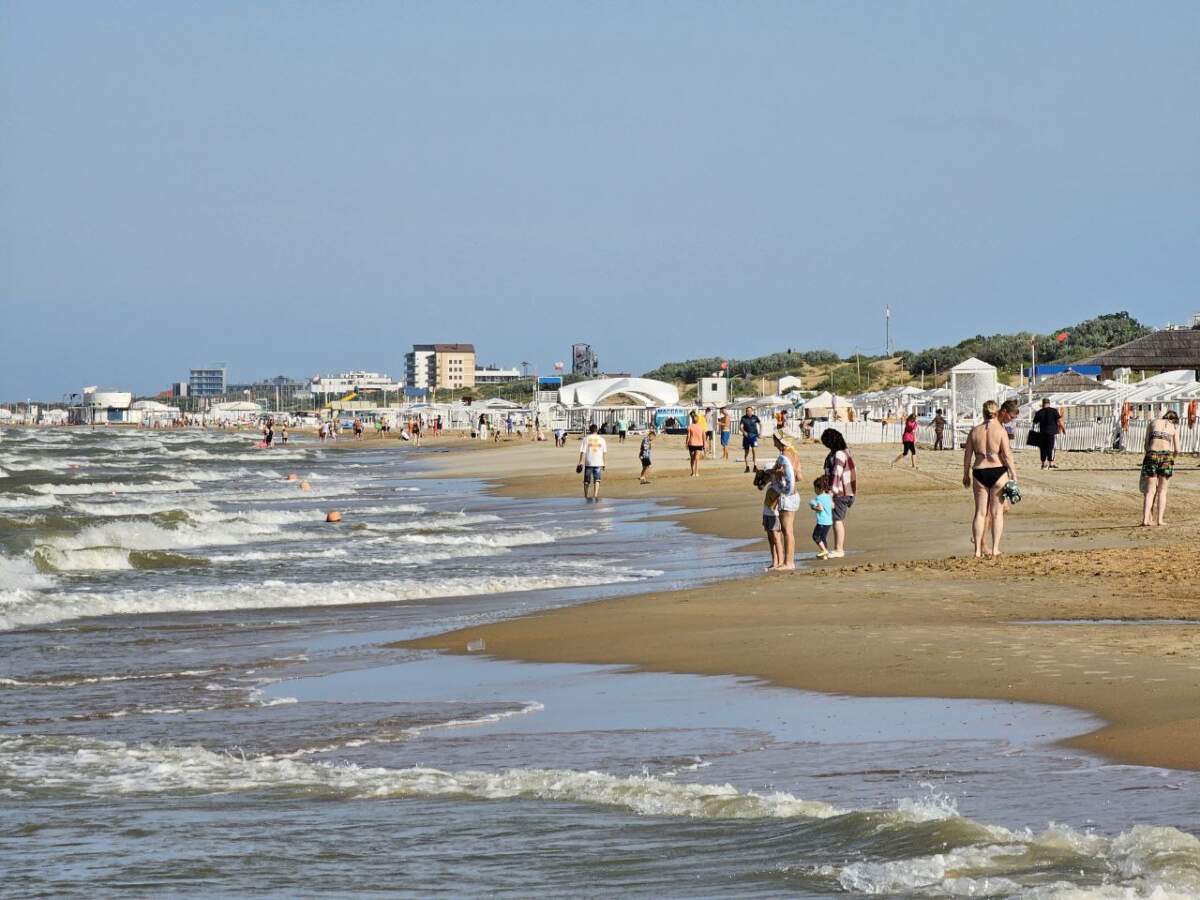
[325,511,342,523]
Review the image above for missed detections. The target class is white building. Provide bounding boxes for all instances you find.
[310,372,404,396]
[696,374,729,405]
[474,365,522,384]
[72,387,134,425]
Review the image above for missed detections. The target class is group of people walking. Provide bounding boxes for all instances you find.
[572,398,1188,567]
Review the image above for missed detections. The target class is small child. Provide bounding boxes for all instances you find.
[638,428,656,483]
[754,467,783,569]
[809,475,834,559]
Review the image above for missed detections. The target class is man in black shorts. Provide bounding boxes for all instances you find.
[739,406,762,473]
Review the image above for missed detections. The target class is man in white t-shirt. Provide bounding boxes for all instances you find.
[577,423,608,502]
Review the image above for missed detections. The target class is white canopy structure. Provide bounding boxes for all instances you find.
[557,377,679,408]
[210,401,264,420]
[130,400,174,412]
[949,357,999,446]
[0,408,13,420]
[802,391,854,420]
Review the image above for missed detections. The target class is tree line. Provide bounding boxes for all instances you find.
[642,312,1150,384]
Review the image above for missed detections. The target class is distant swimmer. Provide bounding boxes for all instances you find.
[325,511,342,523]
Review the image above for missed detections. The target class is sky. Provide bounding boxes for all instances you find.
[2,1,1199,399]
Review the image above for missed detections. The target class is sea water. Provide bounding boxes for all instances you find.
[1,426,1198,898]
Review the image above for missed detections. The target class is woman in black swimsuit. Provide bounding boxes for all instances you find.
[962,400,1016,559]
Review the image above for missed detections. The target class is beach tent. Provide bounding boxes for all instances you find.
[210,401,264,421]
[948,357,998,447]
[558,377,679,408]
[801,391,854,420]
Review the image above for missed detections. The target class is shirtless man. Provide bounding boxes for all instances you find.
[962,400,1016,559]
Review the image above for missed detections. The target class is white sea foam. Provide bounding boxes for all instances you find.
[0,494,61,510]
[34,547,135,572]
[33,517,284,559]
[31,480,199,496]
[393,527,597,548]
[68,497,217,517]
[4,732,1198,897]
[0,569,647,630]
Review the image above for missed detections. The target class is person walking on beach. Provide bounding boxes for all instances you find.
[770,433,800,570]
[703,407,714,457]
[821,429,856,558]
[617,417,628,444]
[686,411,706,477]
[740,406,762,472]
[1032,399,1062,469]
[1140,410,1180,526]
[577,423,607,502]
[963,400,1016,559]
[638,427,655,483]
[809,475,834,560]
[933,409,947,450]
[718,407,732,460]
[892,413,919,468]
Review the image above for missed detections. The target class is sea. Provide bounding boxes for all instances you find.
[1,426,1198,898]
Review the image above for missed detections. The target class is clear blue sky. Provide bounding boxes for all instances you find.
[2,1,1198,399]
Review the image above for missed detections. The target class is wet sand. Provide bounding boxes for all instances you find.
[404,434,1200,771]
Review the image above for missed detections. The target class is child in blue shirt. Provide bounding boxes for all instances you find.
[809,475,834,560]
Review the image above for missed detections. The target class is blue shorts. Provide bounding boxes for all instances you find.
[584,466,603,483]
[720,431,730,447]
[743,435,758,450]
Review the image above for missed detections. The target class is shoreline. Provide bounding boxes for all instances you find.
[399,435,1200,771]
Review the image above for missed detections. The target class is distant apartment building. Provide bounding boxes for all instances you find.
[572,343,599,378]
[310,371,404,396]
[405,344,477,390]
[473,365,522,384]
[226,376,310,408]
[189,365,227,397]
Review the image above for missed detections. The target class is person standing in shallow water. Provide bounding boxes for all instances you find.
[963,400,1016,559]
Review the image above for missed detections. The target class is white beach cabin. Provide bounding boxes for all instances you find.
[948,357,999,448]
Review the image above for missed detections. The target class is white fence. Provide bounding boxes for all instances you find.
[804,416,1200,454]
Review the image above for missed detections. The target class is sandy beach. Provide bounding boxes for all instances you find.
[406,433,1200,771]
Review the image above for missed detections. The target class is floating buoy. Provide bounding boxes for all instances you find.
[299,480,312,492]
[325,511,342,523]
